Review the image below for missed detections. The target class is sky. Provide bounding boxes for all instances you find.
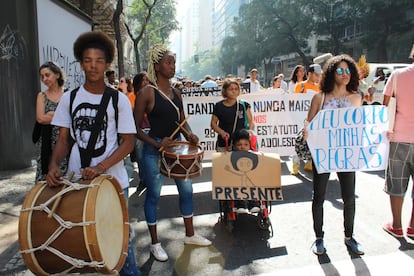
[175,0,191,18]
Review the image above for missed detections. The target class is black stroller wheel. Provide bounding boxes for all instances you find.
[257,212,272,230]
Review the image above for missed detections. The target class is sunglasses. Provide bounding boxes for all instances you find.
[336,67,351,75]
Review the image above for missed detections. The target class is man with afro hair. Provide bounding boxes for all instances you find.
[47,31,141,275]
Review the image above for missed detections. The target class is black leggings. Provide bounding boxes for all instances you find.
[312,164,356,238]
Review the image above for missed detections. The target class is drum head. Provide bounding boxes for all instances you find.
[87,176,128,272]
[164,141,203,158]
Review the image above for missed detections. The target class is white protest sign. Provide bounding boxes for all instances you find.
[306,105,390,173]
[183,91,313,159]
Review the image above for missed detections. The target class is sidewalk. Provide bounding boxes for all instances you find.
[0,166,147,275]
[0,166,36,275]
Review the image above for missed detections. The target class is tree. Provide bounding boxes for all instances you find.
[125,0,158,73]
[113,0,125,78]
[125,0,178,72]
[182,48,222,80]
[356,0,414,62]
[226,0,316,83]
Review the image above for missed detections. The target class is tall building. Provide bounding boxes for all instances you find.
[171,0,246,73]
[212,0,247,48]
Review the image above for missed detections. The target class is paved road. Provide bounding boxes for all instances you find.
[1,158,414,275]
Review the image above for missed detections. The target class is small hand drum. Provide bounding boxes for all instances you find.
[160,141,204,179]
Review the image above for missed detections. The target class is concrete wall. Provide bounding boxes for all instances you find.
[0,0,39,170]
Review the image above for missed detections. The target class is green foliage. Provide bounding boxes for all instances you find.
[182,48,222,81]
[355,0,414,61]
[218,0,414,77]
[126,0,179,69]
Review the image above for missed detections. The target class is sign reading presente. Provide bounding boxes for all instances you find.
[212,151,283,201]
[306,105,390,173]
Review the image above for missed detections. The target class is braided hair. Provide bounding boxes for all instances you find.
[147,44,170,85]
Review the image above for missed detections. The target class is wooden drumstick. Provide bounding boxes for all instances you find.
[175,121,199,145]
[158,116,190,152]
[48,171,74,218]
[175,121,191,136]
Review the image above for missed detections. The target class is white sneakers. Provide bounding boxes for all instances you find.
[236,207,249,214]
[150,243,168,262]
[250,206,260,213]
[184,234,212,246]
[150,234,211,262]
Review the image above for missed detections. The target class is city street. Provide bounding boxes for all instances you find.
[1,157,414,275]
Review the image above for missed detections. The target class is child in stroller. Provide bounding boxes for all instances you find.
[218,129,272,232]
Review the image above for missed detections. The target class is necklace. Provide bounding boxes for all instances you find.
[329,93,348,108]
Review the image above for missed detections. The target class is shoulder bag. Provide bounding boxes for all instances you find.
[294,93,325,160]
[387,71,398,131]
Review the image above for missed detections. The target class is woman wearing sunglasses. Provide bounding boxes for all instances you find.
[304,55,363,256]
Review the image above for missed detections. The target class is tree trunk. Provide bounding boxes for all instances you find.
[113,0,124,78]
[134,40,141,73]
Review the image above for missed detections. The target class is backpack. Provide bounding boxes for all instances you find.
[69,86,119,168]
[69,86,119,129]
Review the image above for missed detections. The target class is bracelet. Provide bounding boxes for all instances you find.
[97,162,107,172]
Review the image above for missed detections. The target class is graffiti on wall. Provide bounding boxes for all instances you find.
[0,24,26,77]
[42,45,84,91]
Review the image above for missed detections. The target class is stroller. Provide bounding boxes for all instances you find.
[218,196,272,233]
[213,136,281,234]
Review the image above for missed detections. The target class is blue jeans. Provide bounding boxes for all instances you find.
[142,141,193,225]
[135,139,145,181]
[120,188,141,276]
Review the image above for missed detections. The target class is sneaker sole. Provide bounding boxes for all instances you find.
[151,252,168,262]
[383,226,404,238]
[344,242,364,255]
[312,248,326,255]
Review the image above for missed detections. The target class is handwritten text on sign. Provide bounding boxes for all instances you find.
[306,105,390,173]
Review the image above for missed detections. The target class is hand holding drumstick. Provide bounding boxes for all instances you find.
[175,121,199,145]
[159,116,193,151]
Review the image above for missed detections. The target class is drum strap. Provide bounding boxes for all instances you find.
[69,86,118,168]
[228,101,239,150]
[80,89,112,168]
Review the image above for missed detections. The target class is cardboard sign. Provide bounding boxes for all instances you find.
[212,151,282,201]
[306,105,390,173]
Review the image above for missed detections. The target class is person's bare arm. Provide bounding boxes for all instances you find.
[133,86,174,149]
[211,114,228,139]
[80,133,135,180]
[307,93,323,122]
[247,106,255,130]
[46,127,71,186]
[36,92,54,124]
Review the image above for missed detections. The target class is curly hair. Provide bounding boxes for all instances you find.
[320,54,359,94]
[39,61,66,87]
[73,31,115,63]
[147,44,171,85]
[221,78,240,98]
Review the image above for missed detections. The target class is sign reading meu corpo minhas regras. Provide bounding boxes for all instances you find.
[306,105,390,173]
